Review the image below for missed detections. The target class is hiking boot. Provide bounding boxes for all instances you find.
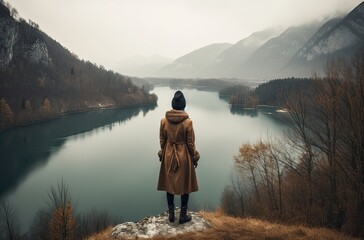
[168,204,175,222]
[179,206,191,224]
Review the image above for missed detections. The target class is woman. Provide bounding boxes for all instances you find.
[157,90,200,224]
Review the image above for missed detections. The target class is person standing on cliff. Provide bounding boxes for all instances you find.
[157,90,200,224]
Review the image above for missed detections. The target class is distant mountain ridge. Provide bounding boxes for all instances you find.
[212,27,283,77]
[114,54,173,78]
[152,2,364,79]
[158,43,233,78]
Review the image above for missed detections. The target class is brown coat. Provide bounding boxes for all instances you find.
[157,110,200,195]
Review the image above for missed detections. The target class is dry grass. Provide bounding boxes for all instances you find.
[87,227,114,240]
[88,210,358,240]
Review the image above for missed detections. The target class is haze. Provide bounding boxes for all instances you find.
[9,0,363,70]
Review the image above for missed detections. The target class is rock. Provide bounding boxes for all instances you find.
[23,39,52,66]
[1,11,52,70]
[111,208,211,239]
[0,17,17,70]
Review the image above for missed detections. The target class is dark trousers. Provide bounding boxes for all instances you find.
[167,192,189,207]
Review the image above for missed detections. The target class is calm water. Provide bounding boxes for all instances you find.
[0,86,286,231]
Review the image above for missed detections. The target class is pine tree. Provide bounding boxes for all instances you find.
[42,98,51,112]
[0,98,15,129]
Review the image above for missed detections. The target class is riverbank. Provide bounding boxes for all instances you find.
[0,102,157,134]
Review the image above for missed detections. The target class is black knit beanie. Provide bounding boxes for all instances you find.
[171,90,186,110]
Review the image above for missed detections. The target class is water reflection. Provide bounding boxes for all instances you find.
[0,105,156,197]
[230,107,258,117]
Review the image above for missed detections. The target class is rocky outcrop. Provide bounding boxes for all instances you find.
[23,39,52,66]
[0,17,17,70]
[111,208,211,239]
[0,12,52,70]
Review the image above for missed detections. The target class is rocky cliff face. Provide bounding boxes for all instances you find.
[301,3,364,61]
[297,2,364,61]
[0,16,17,70]
[0,6,51,70]
[282,3,364,77]
[23,39,52,66]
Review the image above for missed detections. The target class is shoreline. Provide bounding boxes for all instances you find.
[0,102,157,134]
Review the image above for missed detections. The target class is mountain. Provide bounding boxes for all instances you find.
[241,21,324,79]
[284,2,364,77]
[113,54,174,77]
[213,27,283,77]
[0,2,157,131]
[153,22,325,79]
[154,2,364,80]
[158,43,233,78]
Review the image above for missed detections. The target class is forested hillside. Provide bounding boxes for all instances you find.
[219,77,314,108]
[254,78,314,106]
[0,2,157,131]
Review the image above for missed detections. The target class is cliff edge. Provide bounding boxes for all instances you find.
[111,208,210,239]
[89,210,359,240]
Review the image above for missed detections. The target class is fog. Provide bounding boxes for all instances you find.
[9,0,363,69]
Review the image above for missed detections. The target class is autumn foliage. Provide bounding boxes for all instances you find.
[222,51,364,237]
[48,204,76,240]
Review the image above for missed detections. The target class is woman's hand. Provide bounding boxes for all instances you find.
[158,150,163,161]
[192,151,200,168]
[193,160,198,168]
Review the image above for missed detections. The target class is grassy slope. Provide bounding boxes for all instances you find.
[88,210,358,240]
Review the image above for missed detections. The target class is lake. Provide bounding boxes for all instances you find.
[0,86,287,232]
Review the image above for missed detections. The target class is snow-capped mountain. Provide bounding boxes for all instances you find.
[242,21,323,78]
[298,3,364,61]
[284,2,364,77]
[294,18,343,61]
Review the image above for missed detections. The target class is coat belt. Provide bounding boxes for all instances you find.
[167,140,185,174]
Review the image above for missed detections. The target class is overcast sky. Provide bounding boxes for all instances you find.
[8,0,363,69]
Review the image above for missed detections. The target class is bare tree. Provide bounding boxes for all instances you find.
[0,200,20,240]
[328,52,364,234]
[282,82,317,223]
[234,144,261,204]
[266,139,287,218]
[230,172,245,216]
[226,52,364,236]
[46,179,76,240]
[220,186,241,217]
[30,208,51,240]
[281,52,364,233]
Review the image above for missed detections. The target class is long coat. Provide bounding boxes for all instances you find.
[157,109,200,195]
